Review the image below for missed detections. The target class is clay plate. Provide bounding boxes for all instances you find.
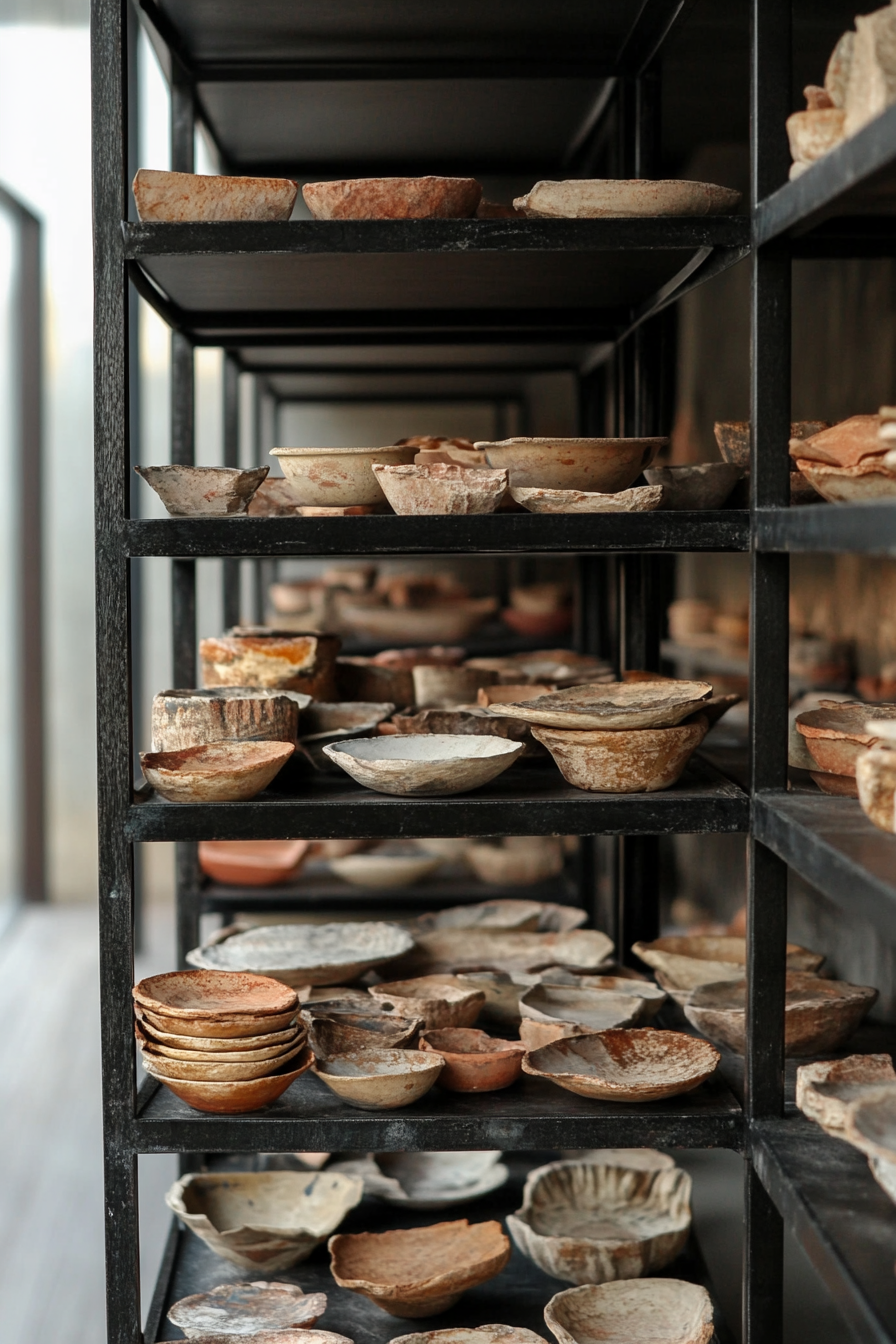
[140,741,294,803]
[544,1279,714,1344]
[136,464,269,517]
[684,972,877,1056]
[133,969,297,1020]
[198,839,309,888]
[373,463,508,515]
[487,681,712,730]
[514,178,740,219]
[312,1048,444,1111]
[303,176,482,220]
[632,935,823,990]
[328,1218,511,1317]
[522,1029,720,1103]
[477,437,665,493]
[186,920,415,987]
[307,1010,422,1057]
[532,717,708,794]
[151,1047,313,1114]
[167,1280,327,1337]
[419,1028,527,1091]
[322,734,524,797]
[518,985,644,1049]
[643,462,742,510]
[369,975,487,1030]
[510,485,664,514]
[133,168,297,222]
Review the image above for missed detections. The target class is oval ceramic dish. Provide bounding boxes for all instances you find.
[322,734,524,797]
[522,1029,720,1103]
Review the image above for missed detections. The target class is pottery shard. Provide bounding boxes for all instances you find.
[133,169,297,222]
[845,7,896,137]
[796,1054,896,1134]
[151,689,299,751]
[856,745,896,832]
[826,30,855,108]
[302,177,483,221]
[789,416,884,468]
[200,633,337,694]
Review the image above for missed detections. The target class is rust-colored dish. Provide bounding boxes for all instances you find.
[150,1046,313,1113]
[140,741,294,803]
[198,839,309,886]
[419,1028,527,1091]
[794,456,896,503]
[303,176,482,220]
[167,1280,328,1337]
[522,1030,720,1103]
[532,717,708,794]
[684,972,877,1056]
[328,1219,511,1317]
[133,969,297,1019]
[796,702,896,776]
[369,975,486,1030]
[789,415,883,469]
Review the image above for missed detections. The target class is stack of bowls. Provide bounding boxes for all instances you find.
[133,970,311,1113]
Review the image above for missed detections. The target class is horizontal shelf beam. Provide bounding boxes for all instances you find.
[754,503,896,556]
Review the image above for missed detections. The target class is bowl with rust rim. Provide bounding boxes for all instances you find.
[368,975,486,1029]
[140,741,294,803]
[419,1027,527,1091]
[522,1029,720,1103]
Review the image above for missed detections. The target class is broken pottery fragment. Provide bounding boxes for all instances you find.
[845,7,896,137]
[200,630,339,696]
[151,687,302,752]
[510,484,663,514]
[856,744,896,831]
[796,1053,896,1134]
[136,464,269,516]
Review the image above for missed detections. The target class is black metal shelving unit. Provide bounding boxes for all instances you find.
[92,2,896,1342]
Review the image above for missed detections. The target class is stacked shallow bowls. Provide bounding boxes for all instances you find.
[133,970,311,1113]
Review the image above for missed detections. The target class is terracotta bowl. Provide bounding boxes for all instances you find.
[139,1004,299,1040]
[133,168,298,222]
[198,839,309,887]
[509,484,663,514]
[140,741,295,803]
[370,975,487,1029]
[392,1328,548,1344]
[331,1151,509,1210]
[306,1010,422,1057]
[322,734,524,797]
[477,437,666,493]
[684,972,877,1056]
[150,1047,313,1113]
[507,1156,692,1285]
[796,1053,896,1135]
[810,768,859,797]
[167,1280,328,1338]
[303,176,483,221]
[135,464,269,516]
[138,1024,303,1062]
[186,920,415,988]
[796,703,896,777]
[373,463,508,515]
[488,681,712,730]
[133,969,297,1020]
[328,1218,511,1317]
[522,1029,720,1103]
[134,1010,301,1054]
[269,444,416,506]
[165,1168,364,1271]
[643,462,742,510]
[532,717,708,794]
[517,985,643,1049]
[140,1035,306,1082]
[419,1028,527,1091]
[329,850,442,888]
[544,1279,714,1344]
[631,934,824,991]
[312,1048,444,1110]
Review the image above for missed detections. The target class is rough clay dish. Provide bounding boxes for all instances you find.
[522,1029,720,1103]
[269,444,417,507]
[303,176,482,220]
[796,702,896,776]
[537,972,666,1023]
[809,768,859,797]
[329,850,442,889]
[532,717,708,794]
[150,1047,313,1114]
[133,168,297,222]
[140,1034,305,1081]
[414,897,555,934]
[477,437,665,493]
[338,598,497,645]
[370,975,486,1030]
[407,928,615,977]
[684,972,877,1056]
[507,1157,691,1285]
[419,1028,527,1091]
[543,1279,714,1344]
[856,745,896,832]
[373,463,507,515]
[134,1007,300,1053]
[322,734,524,797]
[198,839,309,887]
[140,740,295,803]
[307,1010,422,1057]
[312,1048,444,1111]
[200,630,338,695]
[137,1020,303,1060]
[514,178,740,219]
[510,485,664,514]
[135,464,269,516]
[796,1054,896,1135]
[139,1004,299,1040]
[632,934,823,990]
[328,1218,511,1317]
[392,1327,547,1344]
[518,985,645,1048]
[165,1169,364,1271]
[642,463,742,510]
[133,969,297,1020]
[167,1280,328,1337]
[389,707,533,756]
[487,680,712,730]
[331,1152,509,1211]
[185,920,415,987]
[794,456,896,502]
[789,415,883,469]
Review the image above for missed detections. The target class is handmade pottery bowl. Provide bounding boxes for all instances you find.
[167,1280,328,1338]
[133,969,297,1021]
[477,438,666,493]
[133,168,298,222]
[270,445,416,506]
[298,700,395,770]
[465,840,565,887]
[794,457,896,502]
[139,1004,299,1040]
[134,1007,301,1053]
[306,1009,422,1057]
[507,1156,692,1284]
[373,463,508,515]
[684,972,877,1056]
[312,1048,444,1110]
[198,839,309,887]
[643,462,742,510]
[532,717,708,793]
[331,1152,509,1210]
[536,971,666,1023]
[522,1029,720,1103]
[488,681,712,730]
[329,850,443,888]
[632,934,823,991]
[322,734,524,797]
[150,1047,313,1114]
[136,464,270,517]
[303,176,482,220]
[518,985,644,1048]
[186,920,415,988]
[543,1279,714,1344]
[419,1028,527,1091]
[796,1054,896,1135]
[411,664,498,708]
[165,1169,364,1270]
[510,484,663,514]
[369,975,487,1029]
[408,928,614,977]
[140,1034,306,1081]
[796,703,896,777]
[328,1218,511,1316]
[138,1021,303,1061]
[414,897,548,934]
[856,745,896,832]
[140,740,295,803]
[514,178,740,219]
[338,598,497,644]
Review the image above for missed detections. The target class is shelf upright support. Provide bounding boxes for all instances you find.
[222,353,241,629]
[744,1,791,1340]
[92,0,141,1338]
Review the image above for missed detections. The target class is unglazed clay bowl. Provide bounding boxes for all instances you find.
[477,437,666,493]
[373,463,507,515]
[684,972,877,1056]
[306,1009,422,1057]
[331,1151,509,1211]
[488,681,712,731]
[197,839,309,887]
[270,444,416,506]
[522,1029,720,1103]
[392,1327,547,1344]
[517,985,642,1049]
[329,850,443,889]
[133,969,297,1021]
[137,1021,303,1061]
[135,464,269,516]
[531,717,708,793]
[509,484,663,514]
[369,975,487,1030]
[186,920,415,988]
[631,934,824,991]
[303,176,483,221]
[643,462,742,510]
[419,1028,527,1091]
[150,1047,313,1114]
[514,178,740,219]
[299,700,396,770]
[139,1033,306,1081]
[167,1280,328,1338]
[312,1048,444,1110]
[140,741,294,803]
[543,1279,714,1344]
[139,1004,299,1040]
[322,734,524,797]
[133,168,298,222]
[796,703,896,777]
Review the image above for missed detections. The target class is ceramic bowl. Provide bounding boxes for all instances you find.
[791,415,881,469]
[488,681,712,731]
[134,1007,301,1053]
[140,1030,306,1080]
[392,1327,546,1344]
[186,920,415,988]
[370,975,487,1030]
[796,703,896,777]
[322,734,524,797]
[329,850,442,889]
[537,971,665,1021]
[165,1169,364,1270]
[419,1028,527,1091]
[299,700,396,770]
[642,462,742,510]
[373,463,507,515]
[135,464,269,517]
[408,928,615,977]
[856,744,896,832]
[303,176,482,220]
[532,717,708,793]
[200,630,339,697]
[544,1279,714,1344]
[518,985,643,1049]
[140,740,294,803]
[198,839,309,887]
[138,1021,303,1061]
[330,1152,509,1210]
[139,1004,299,1040]
[150,1047,313,1114]
[453,971,533,1026]
[507,1157,692,1285]
[632,934,823,991]
[133,969,297,1021]
[167,1280,328,1338]
[794,456,896,502]
[508,484,663,515]
[522,1029,720,1103]
[796,1053,896,1135]
[312,1048,444,1110]
[684,972,877,1056]
[307,1009,422,1057]
[513,178,740,219]
[328,1218,511,1317]
[133,168,298,222]
[465,841,565,888]
[338,598,497,644]
[269,445,416,506]
[476,438,665,493]
[414,898,550,934]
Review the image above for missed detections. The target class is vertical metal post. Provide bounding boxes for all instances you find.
[222,353,241,629]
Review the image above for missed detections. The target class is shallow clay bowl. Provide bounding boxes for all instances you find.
[322,734,524,797]
[369,975,487,1029]
[140,741,294,803]
[632,934,823,991]
[165,1168,364,1271]
[307,1011,422,1057]
[198,839,309,887]
[522,1029,720,1103]
[329,851,442,888]
[392,1328,548,1344]
[488,680,712,730]
[532,717,708,794]
[299,701,396,771]
[373,463,507,515]
[537,972,667,1022]
[303,176,482,221]
[507,1156,692,1285]
[643,462,742,510]
[139,1004,299,1040]
[137,1021,304,1062]
[328,1218,511,1317]
[150,1047,313,1113]
[312,1048,444,1111]
[796,1053,896,1135]
[518,985,643,1048]
[339,599,498,646]
[464,842,566,888]
[141,1035,306,1082]
[684,972,877,1056]
[269,443,416,506]
[509,484,663,514]
[794,457,896,502]
[135,464,269,517]
[477,437,665,492]
[414,898,546,934]
[544,1278,714,1344]
[186,920,415,988]
[796,703,896,777]
[167,1280,328,1338]
[419,1028,527,1091]
[134,1009,300,1053]
[133,970,297,1021]
[133,168,298,223]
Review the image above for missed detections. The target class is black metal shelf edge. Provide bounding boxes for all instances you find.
[754,503,896,555]
[753,791,896,944]
[126,511,750,558]
[753,1117,896,1344]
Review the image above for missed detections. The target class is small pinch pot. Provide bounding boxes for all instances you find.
[531,717,708,794]
[795,1054,896,1135]
[269,444,416,506]
[517,985,643,1049]
[419,1028,527,1091]
[372,463,508,515]
[488,680,712,730]
[328,1218,512,1317]
[151,687,301,753]
[796,702,896,777]
[186,920,415,988]
[303,176,483,221]
[322,734,524,797]
[165,1169,364,1271]
[370,975,487,1030]
[133,168,298,223]
[476,437,666,493]
[133,969,298,1021]
[510,484,663,514]
[522,1029,720,1103]
[312,1048,445,1111]
[684,972,877,1057]
[794,456,896,503]
[631,934,823,992]
[856,745,896,832]
[151,1046,313,1114]
[198,839,309,888]
[140,740,295,803]
[507,1157,692,1285]
[135,464,269,517]
[713,420,829,469]
[514,178,739,219]
[307,1010,423,1057]
[167,1280,328,1338]
[642,462,742,510]
[298,700,395,771]
[543,1279,714,1344]
[391,1328,548,1344]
